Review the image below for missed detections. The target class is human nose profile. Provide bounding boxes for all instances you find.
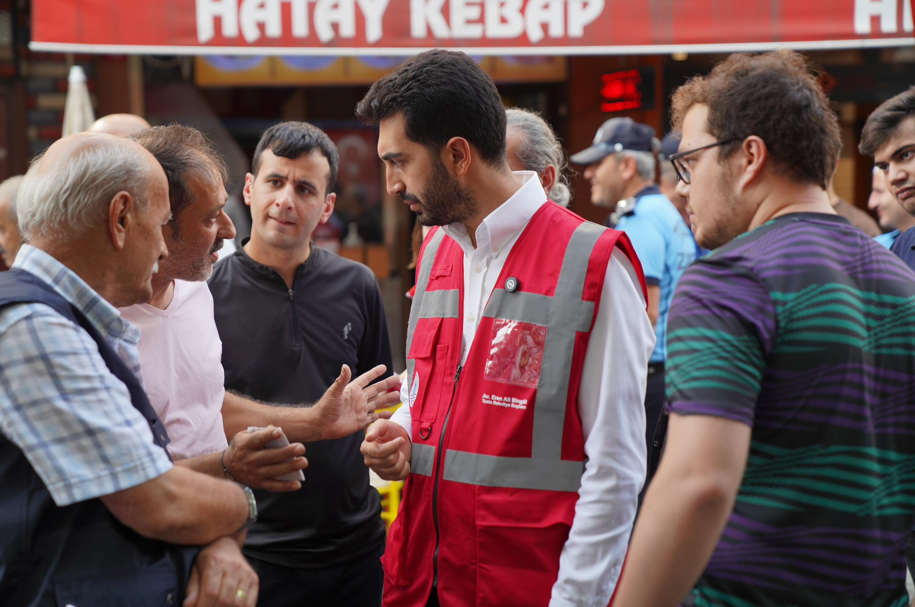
[218,210,237,240]
[385,171,404,197]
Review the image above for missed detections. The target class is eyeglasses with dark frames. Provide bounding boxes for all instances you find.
[668,138,742,185]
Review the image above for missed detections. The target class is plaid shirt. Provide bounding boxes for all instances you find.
[0,245,172,506]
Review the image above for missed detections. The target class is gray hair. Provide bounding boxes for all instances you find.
[619,148,658,182]
[17,137,152,240]
[0,175,24,220]
[658,159,677,184]
[506,108,572,207]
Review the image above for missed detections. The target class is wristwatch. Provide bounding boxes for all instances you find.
[238,485,258,530]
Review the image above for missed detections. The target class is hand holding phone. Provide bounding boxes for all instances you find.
[248,426,306,482]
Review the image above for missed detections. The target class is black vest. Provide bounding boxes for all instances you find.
[0,269,199,607]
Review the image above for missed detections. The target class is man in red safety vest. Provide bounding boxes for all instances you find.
[357,49,656,607]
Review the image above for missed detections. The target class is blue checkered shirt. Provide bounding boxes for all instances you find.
[0,245,172,506]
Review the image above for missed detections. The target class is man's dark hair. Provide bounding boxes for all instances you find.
[860,87,915,156]
[131,124,228,221]
[355,49,507,165]
[671,50,841,190]
[251,122,339,194]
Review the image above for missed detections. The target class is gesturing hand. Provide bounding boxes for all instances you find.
[314,364,402,441]
[183,536,258,607]
[361,419,412,481]
[222,426,307,492]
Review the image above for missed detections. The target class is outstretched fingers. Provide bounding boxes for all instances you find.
[351,364,389,390]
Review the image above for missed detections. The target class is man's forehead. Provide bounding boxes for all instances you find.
[378,113,409,151]
[875,116,915,161]
[680,105,712,145]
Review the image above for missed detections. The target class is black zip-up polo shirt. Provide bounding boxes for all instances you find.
[208,241,392,568]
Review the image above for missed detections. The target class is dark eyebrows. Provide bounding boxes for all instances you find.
[892,143,915,160]
[381,152,402,162]
[264,171,319,192]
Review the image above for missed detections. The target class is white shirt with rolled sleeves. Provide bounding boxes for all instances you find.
[392,171,654,607]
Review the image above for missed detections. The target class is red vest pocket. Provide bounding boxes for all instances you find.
[474,488,577,607]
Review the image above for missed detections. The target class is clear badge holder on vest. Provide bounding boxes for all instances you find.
[484,319,547,390]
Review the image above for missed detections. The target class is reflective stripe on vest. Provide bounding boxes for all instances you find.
[406,229,450,477]
[408,222,606,490]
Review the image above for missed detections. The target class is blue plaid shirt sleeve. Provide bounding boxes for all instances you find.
[0,304,173,507]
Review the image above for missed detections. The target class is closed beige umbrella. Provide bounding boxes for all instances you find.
[62,65,95,136]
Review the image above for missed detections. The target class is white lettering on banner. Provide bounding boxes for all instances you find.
[357,0,392,43]
[197,0,240,43]
[525,0,564,43]
[195,0,604,43]
[411,0,451,38]
[241,0,282,43]
[486,0,525,39]
[566,0,603,36]
[854,0,914,34]
[409,0,602,40]
[314,0,355,43]
[482,393,529,410]
[196,0,389,43]
[451,0,484,38]
[290,0,310,37]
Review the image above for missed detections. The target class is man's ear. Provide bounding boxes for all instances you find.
[540,165,557,195]
[443,137,472,178]
[735,136,767,191]
[243,173,255,207]
[620,155,638,181]
[320,192,336,224]
[108,191,133,251]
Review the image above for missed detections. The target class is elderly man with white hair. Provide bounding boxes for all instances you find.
[505,107,573,208]
[0,132,260,607]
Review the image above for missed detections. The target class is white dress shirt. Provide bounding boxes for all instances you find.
[392,172,654,607]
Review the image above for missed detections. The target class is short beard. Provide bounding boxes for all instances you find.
[159,226,223,283]
[407,154,478,227]
[695,175,747,250]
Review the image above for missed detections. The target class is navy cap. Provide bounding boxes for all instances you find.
[659,132,681,160]
[570,118,656,165]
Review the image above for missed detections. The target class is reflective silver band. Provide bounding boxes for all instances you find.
[406,229,448,394]
[443,222,606,492]
[411,443,436,477]
[418,289,460,320]
[443,450,585,492]
[483,289,594,333]
[532,222,604,462]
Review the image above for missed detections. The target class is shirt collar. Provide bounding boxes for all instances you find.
[634,184,661,201]
[442,171,547,255]
[234,237,320,283]
[13,244,139,343]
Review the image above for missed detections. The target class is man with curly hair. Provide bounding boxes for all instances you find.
[613,50,915,607]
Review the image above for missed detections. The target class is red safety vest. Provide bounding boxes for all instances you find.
[384,202,646,607]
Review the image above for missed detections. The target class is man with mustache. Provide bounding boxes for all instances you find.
[122,125,397,495]
[208,121,396,606]
[0,132,258,607]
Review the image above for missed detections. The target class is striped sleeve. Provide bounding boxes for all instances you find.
[665,260,777,426]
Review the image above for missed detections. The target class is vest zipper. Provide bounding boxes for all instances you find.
[288,288,302,348]
[432,364,462,592]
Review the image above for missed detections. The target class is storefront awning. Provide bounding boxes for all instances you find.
[31,0,915,56]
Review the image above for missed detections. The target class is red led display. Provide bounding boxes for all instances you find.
[600,69,643,113]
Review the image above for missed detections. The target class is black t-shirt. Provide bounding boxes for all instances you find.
[208,242,392,568]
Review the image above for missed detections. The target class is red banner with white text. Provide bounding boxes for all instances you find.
[31,0,915,56]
